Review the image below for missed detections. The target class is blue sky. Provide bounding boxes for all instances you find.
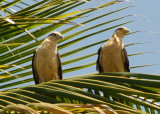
[61,0,160,78]
[4,0,160,78]
[125,0,160,74]
[6,0,158,78]
[1,0,160,87]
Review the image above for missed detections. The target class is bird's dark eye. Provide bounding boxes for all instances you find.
[115,28,123,32]
[117,28,123,31]
[50,33,56,36]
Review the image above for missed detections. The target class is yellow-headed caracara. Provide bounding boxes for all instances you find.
[96,27,130,73]
[32,32,64,84]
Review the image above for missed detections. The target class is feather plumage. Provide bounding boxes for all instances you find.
[96,27,130,73]
[32,32,63,84]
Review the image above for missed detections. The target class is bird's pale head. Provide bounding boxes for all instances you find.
[48,31,64,41]
[113,27,130,39]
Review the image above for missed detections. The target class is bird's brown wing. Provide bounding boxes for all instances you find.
[57,52,62,79]
[32,52,40,84]
[122,48,130,72]
[96,47,103,73]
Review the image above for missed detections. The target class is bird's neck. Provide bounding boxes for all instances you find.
[42,38,58,51]
[45,38,52,43]
[112,34,124,43]
[45,38,59,44]
[48,37,59,43]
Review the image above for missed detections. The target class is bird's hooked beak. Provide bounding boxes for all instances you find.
[60,35,64,40]
[126,29,130,33]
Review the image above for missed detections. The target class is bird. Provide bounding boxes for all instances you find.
[32,31,64,84]
[96,27,130,73]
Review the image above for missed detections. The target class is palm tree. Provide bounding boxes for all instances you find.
[0,0,159,113]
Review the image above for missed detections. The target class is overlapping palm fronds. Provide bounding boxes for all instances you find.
[0,0,159,114]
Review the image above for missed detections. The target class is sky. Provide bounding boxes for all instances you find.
[1,0,160,89]
[123,0,160,74]
[62,0,160,78]
[7,0,160,78]
[0,1,159,112]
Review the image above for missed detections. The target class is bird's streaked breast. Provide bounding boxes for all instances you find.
[100,39,125,72]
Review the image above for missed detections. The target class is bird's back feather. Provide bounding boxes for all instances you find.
[57,52,62,79]
[96,47,103,73]
[32,51,40,84]
[122,48,130,72]
[96,38,130,73]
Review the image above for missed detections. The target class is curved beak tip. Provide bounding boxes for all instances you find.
[126,29,130,33]
[60,35,64,40]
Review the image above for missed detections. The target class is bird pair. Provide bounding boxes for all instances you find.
[32,27,130,84]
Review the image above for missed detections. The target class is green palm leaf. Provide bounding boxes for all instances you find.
[0,0,158,113]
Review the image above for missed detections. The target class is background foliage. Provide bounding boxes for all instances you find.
[0,0,159,114]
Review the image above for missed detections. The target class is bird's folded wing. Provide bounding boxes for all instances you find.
[96,47,103,73]
[122,48,130,72]
[57,52,62,79]
[32,52,40,84]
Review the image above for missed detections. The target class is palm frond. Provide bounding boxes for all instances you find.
[0,0,157,113]
[0,72,160,113]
